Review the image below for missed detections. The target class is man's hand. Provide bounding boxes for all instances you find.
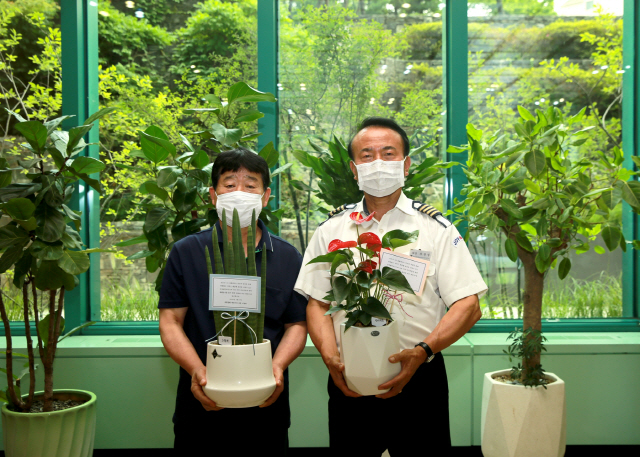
[191,366,223,411]
[260,363,284,408]
[376,346,426,399]
[326,354,362,398]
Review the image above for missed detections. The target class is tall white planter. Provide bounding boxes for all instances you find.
[481,369,566,457]
[340,321,401,396]
[203,339,276,408]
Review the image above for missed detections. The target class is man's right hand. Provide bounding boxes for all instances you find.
[191,366,224,411]
[326,354,361,398]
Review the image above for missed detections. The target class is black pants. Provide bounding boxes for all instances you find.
[328,352,451,456]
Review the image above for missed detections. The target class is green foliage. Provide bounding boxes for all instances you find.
[117,82,283,291]
[503,327,548,388]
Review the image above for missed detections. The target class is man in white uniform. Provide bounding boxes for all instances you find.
[294,117,487,455]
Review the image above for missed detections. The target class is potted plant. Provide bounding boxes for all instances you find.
[202,209,274,408]
[450,106,640,456]
[0,108,114,457]
[306,210,417,395]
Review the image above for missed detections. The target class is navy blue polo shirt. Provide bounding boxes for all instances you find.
[158,219,307,423]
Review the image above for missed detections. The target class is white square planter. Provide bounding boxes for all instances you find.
[481,369,566,457]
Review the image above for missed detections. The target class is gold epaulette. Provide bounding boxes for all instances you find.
[320,203,357,226]
[412,201,451,228]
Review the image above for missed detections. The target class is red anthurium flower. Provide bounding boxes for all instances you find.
[358,232,381,245]
[356,259,378,274]
[366,243,382,256]
[349,211,376,225]
[328,239,357,252]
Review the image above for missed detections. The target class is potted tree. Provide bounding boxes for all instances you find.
[0,108,113,457]
[450,106,640,456]
[202,209,275,408]
[306,210,417,395]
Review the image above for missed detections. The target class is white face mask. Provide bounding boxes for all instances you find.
[354,158,406,198]
[215,191,264,228]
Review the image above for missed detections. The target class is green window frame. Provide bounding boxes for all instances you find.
[3,0,638,337]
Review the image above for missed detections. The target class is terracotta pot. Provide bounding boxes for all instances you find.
[340,320,401,396]
[1,390,97,457]
[203,339,276,408]
[481,369,566,457]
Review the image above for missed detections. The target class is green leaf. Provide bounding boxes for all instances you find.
[157,167,181,187]
[330,253,350,276]
[517,105,535,121]
[524,149,546,177]
[594,245,605,254]
[538,243,551,261]
[66,124,93,154]
[379,267,414,294]
[515,231,533,252]
[234,108,264,124]
[140,128,175,163]
[126,250,156,261]
[115,233,148,247]
[500,199,523,219]
[2,198,35,220]
[68,170,102,194]
[331,276,350,304]
[558,258,571,280]
[210,124,243,146]
[57,250,90,275]
[58,321,95,343]
[601,226,622,252]
[70,156,105,175]
[619,181,640,209]
[535,250,551,273]
[0,244,24,274]
[469,201,484,217]
[505,238,518,262]
[270,163,293,178]
[34,205,66,243]
[140,181,169,201]
[381,229,418,250]
[30,240,64,260]
[15,121,47,152]
[38,314,65,348]
[227,82,276,104]
[83,107,117,126]
[258,142,278,168]
[144,207,172,233]
[306,251,344,265]
[34,260,75,291]
[361,297,392,320]
[190,150,209,169]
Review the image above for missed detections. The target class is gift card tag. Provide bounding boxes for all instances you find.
[218,336,232,346]
[371,317,387,327]
[410,249,431,261]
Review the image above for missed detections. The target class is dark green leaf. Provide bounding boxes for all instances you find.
[524,149,546,177]
[234,108,264,124]
[126,250,156,261]
[381,229,418,250]
[500,199,523,219]
[601,226,621,252]
[15,121,47,152]
[0,244,24,274]
[505,238,518,262]
[34,204,66,242]
[30,240,64,260]
[140,127,174,163]
[379,267,414,294]
[57,250,90,275]
[306,251,344,265]
[210,124,243,146]
[361,297,392,320]
[2,198,35,220]
[558,258,571,280]
[83,107,117,126]
[258,142,278,168]
[66,125,93,154]
[34,260,75,291]
[619,181,640,209]
[331,276,350,304]
[140,181,169,201]
[58,321,95,343]
[114,233,147,247]
[515,231,533,252]
[144,207,172,233]
[190,150,209,169]
[70,157,105,175]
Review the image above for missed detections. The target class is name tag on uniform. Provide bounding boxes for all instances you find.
[379,250,429,295]
[410,249,431,261]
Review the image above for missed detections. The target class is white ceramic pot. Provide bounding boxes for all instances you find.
[203,339,276,408]
[481,369,566,457]
[339,320,401,396]
[1,390,97,457]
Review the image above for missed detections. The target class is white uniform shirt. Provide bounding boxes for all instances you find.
[294,192,488,352]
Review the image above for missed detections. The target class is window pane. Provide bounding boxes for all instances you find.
[1,1,62,322]
[278,1,444,253]
[98,1,258,321]
[466,1,624,319]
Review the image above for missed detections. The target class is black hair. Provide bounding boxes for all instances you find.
[211,147,271,191]
[347,117,410,160]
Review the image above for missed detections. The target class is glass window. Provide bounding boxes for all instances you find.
[0,0,62,322]
[465,1,624,319]
[278,1,444,253]
[97,0,258,321]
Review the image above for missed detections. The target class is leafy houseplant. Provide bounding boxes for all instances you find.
[0,108,113,412]
[306,211,417,330]
[205,209,266,345]
[117,82,291,291]
[450,105,640,386]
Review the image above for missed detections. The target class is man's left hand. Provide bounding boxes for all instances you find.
[260,363,284,408]
[375,346,427,399]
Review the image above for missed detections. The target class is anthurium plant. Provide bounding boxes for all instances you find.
[0,108,114,412]
[307,211,417,330]
[449,105,640,386]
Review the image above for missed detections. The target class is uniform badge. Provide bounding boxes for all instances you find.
[452,235,464,247]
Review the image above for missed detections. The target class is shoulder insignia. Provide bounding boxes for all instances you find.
[412,201,451,228]
[320,203,357,226]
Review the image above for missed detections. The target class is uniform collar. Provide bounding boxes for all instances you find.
[361,192,414,217]
[215,219,274,252]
